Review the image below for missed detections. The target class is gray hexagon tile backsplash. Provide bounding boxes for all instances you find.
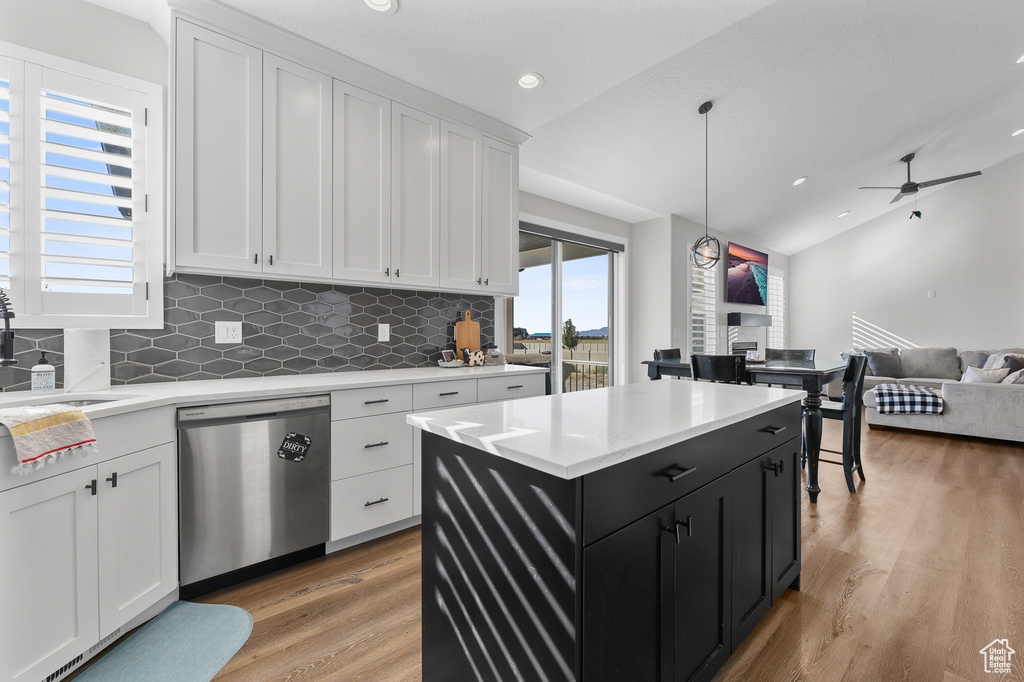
[0,274,495,390]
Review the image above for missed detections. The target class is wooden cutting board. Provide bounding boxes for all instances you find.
[454,311,481,352]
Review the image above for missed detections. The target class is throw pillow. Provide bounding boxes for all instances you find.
[962,366,1010,383]
[959,350,990,373]
[1002,368,1024,384]
[864,350,902,378]
[851,346,899,376]
[1001,355,1024,373]
[901,347,961,380]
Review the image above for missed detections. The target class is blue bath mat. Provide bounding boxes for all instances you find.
[76,601,252,682]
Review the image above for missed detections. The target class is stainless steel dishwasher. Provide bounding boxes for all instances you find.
[177,395,330,594]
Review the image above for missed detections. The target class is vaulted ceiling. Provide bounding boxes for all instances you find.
[90,0,1024,254]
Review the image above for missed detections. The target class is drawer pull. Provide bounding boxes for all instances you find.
[507,384,524,390]
[664,516,693,544]
[762,425,787,435]
[763,460,784,477]
[364,497,389,507]
[364,441,389,449]
[439,391,460,397]
[664,466,697,482]
[364,398,389,405]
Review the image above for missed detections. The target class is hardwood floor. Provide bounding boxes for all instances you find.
[167,422,1024,680]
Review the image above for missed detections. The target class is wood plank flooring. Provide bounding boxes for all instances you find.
[78,420,1024,681]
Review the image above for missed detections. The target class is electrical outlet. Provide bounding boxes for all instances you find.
[215,321,242,344]
[377,323,390,342]
[927,290,936,299]
[673,329,681,339]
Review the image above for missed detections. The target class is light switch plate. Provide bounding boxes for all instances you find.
[378,323,390,342]
[215,320,242,344]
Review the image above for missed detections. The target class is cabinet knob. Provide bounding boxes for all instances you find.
[105,472,118,488]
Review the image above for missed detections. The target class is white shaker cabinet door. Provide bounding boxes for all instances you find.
[0,468,99,682]
[439,120,481,291]
[262,55,333,279]
[391,103,440,289]
[174,21,263,273]
[333,81,392,284]
[97,443,177,637]
[481,136,519,296]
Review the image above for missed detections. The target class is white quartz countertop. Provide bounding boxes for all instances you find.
[0,364,547,424]
[407,380,806,479]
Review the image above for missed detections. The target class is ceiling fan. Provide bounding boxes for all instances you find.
[859,152,981,204]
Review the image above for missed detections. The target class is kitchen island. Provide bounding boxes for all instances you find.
[409,380,805,682]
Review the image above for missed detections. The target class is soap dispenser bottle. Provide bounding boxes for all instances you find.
[31,352,55,392]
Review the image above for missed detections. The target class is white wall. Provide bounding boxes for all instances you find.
[0,0,167,86]
[790,149,1024,361]
[520,191,633,243]
[629,216,790,382]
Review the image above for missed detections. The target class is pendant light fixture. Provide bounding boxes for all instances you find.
[692,100,721,270]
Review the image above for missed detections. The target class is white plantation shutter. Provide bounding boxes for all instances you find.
[689,249,718,355]
[768,267,786,348]
[0,43,162,327]
[0,64,10,290]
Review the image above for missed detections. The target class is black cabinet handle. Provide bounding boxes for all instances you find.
[763,460,783,477]
[364,398,389,405]
[507,384,523,390]
[665,516,693,543]
[268,255,273,265]
[105,472,118,488]
[254,253,258,264]
[385,267,389,276]
[85,479,97,496]
[762,425,787,435]
[364,497,389,507]
[664,466,697,482]
[364,441,389,449]
[439,391,459,397]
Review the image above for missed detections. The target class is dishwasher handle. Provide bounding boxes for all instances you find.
[177,395,331,425]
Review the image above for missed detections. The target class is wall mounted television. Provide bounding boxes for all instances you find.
[726,242,768,305]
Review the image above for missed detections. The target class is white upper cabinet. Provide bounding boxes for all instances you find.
[391,103,440,289]
[173,18,521,293]
[333,81,391,284]
[262,55,333,279]
[175,21,262,273]
[481,137,519,295]
[439,121,482,291]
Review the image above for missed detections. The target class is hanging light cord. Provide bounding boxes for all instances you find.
[704,104,709,238]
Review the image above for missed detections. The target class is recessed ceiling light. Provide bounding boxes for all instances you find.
[364,0,397,14]
[792,176,807,186]
[838,211,850,218]
[1013,128,1024,137]
[1016,54,1024,64]
[517,72,544,90]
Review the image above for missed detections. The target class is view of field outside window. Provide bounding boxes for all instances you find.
[512,232,611,392]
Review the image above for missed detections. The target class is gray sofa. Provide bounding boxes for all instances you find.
[839,347,1024,443]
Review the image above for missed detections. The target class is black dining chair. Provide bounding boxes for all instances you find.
[815,354,869,493]
[653,348,682,361]
[690,354,746,384]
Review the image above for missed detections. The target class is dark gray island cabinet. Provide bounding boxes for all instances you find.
[411,380,805,682]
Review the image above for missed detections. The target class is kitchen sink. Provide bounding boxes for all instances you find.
[0,393,142,409]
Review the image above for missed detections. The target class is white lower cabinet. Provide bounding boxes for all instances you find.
[0,443,176,682]
[330,466,413,541]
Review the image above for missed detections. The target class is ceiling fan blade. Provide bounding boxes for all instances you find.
[858,186,899,190]
[915,171,982,189]
[890,191,912,204]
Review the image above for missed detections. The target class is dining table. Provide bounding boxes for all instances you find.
[642,356,848,503]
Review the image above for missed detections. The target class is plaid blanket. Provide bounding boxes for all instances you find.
[873,383,944,415]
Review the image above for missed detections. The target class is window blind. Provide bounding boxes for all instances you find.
[0,42,162,328]
[689,250,717,355]
[768,267,786,348]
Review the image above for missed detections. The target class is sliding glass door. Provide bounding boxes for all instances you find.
[512,227,616,394]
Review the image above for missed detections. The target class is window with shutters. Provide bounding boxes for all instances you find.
[0,42,162,328]
[689,248,718,355]
[767,267,786,348]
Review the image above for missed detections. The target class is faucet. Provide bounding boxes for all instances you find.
[0,290,15,366]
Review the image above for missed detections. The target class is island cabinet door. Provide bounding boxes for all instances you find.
[729,455,772,647]
[672,476,732,682]
[769,441,802,601]
[582,504,675,682]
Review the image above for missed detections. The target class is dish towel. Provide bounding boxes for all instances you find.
[0,404,98,475]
